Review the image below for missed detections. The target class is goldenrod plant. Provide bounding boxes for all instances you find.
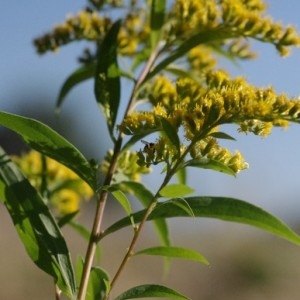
[1,0,300,299]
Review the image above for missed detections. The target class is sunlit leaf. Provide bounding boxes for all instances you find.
[103,196,300,246]
[114,284,190,300]
[0,111,97,190]
[0,148,76,298]
[159,184,194,198]
[94,19,122,138]
[56,62,96,113]
[134,246,209,265]
[184,158,236,176]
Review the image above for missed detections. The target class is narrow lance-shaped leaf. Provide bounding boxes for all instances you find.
[150,0,166,50]
[0,148,76,298]
[114,284,190,300]
[159,184,194,198]
[184,158,236,177]
[94,19,122,138]
[103,196,300,246]
[0,111,97,190]
[56,62,96,113]
[134,246,209,265]
[143,28,237,84]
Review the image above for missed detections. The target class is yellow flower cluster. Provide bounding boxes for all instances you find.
[101,149,150,181]
[34,10,112,54]
[13,150,93,215]
[119,72,300,170]
[190,137,249,173]
[34,8,149,56]
[167,0,300,56]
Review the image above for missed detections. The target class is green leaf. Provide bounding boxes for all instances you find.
[170,198,194,217]
[144,29,236,83]
[104,185,132,216]
[159,117,180,152]
[56,62,96,113]
[76,257,110,300]
[0,148,76,298]
[209,131,236,140]
[114,181,170,247]
[114,284,190,300]
[94,19,122,138]
[0,111,97,190]
[134,246,209,265]
[150,0,166,50]
[159,184,194,198]
[184,158,236,176]
[103,196,300,246]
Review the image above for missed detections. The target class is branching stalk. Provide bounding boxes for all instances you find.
[77,45,162,300]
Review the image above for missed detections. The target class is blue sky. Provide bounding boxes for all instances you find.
[1,1,300,222]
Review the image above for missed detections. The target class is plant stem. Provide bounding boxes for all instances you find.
[77,45,162,300]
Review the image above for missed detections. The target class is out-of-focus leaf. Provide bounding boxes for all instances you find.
[184,158,236,176]
[0,148,76,298]
[159,184,194,198]
[176,167,186,185]
[0,111,97,190]
[76,257,110,300]
[114,284,190,300]
[56,62,96,113]
[103,196,300,246]
[94,19,122,137]
[134,246,209,265]
[150,0,166,49]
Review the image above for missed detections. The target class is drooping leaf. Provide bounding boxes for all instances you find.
[159,184,194,198]
[134,246,209,265]
[114,181,170,246]
[114,284,190,300]
[76,257,110,300]
[56,62,96,113]
[0,148,76,298]
[0,111,97,190]
[184,158,236,176]
[103,196,300,246]
[94,19,122,137]
[150,0,166,50]
[144,29,236,84]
